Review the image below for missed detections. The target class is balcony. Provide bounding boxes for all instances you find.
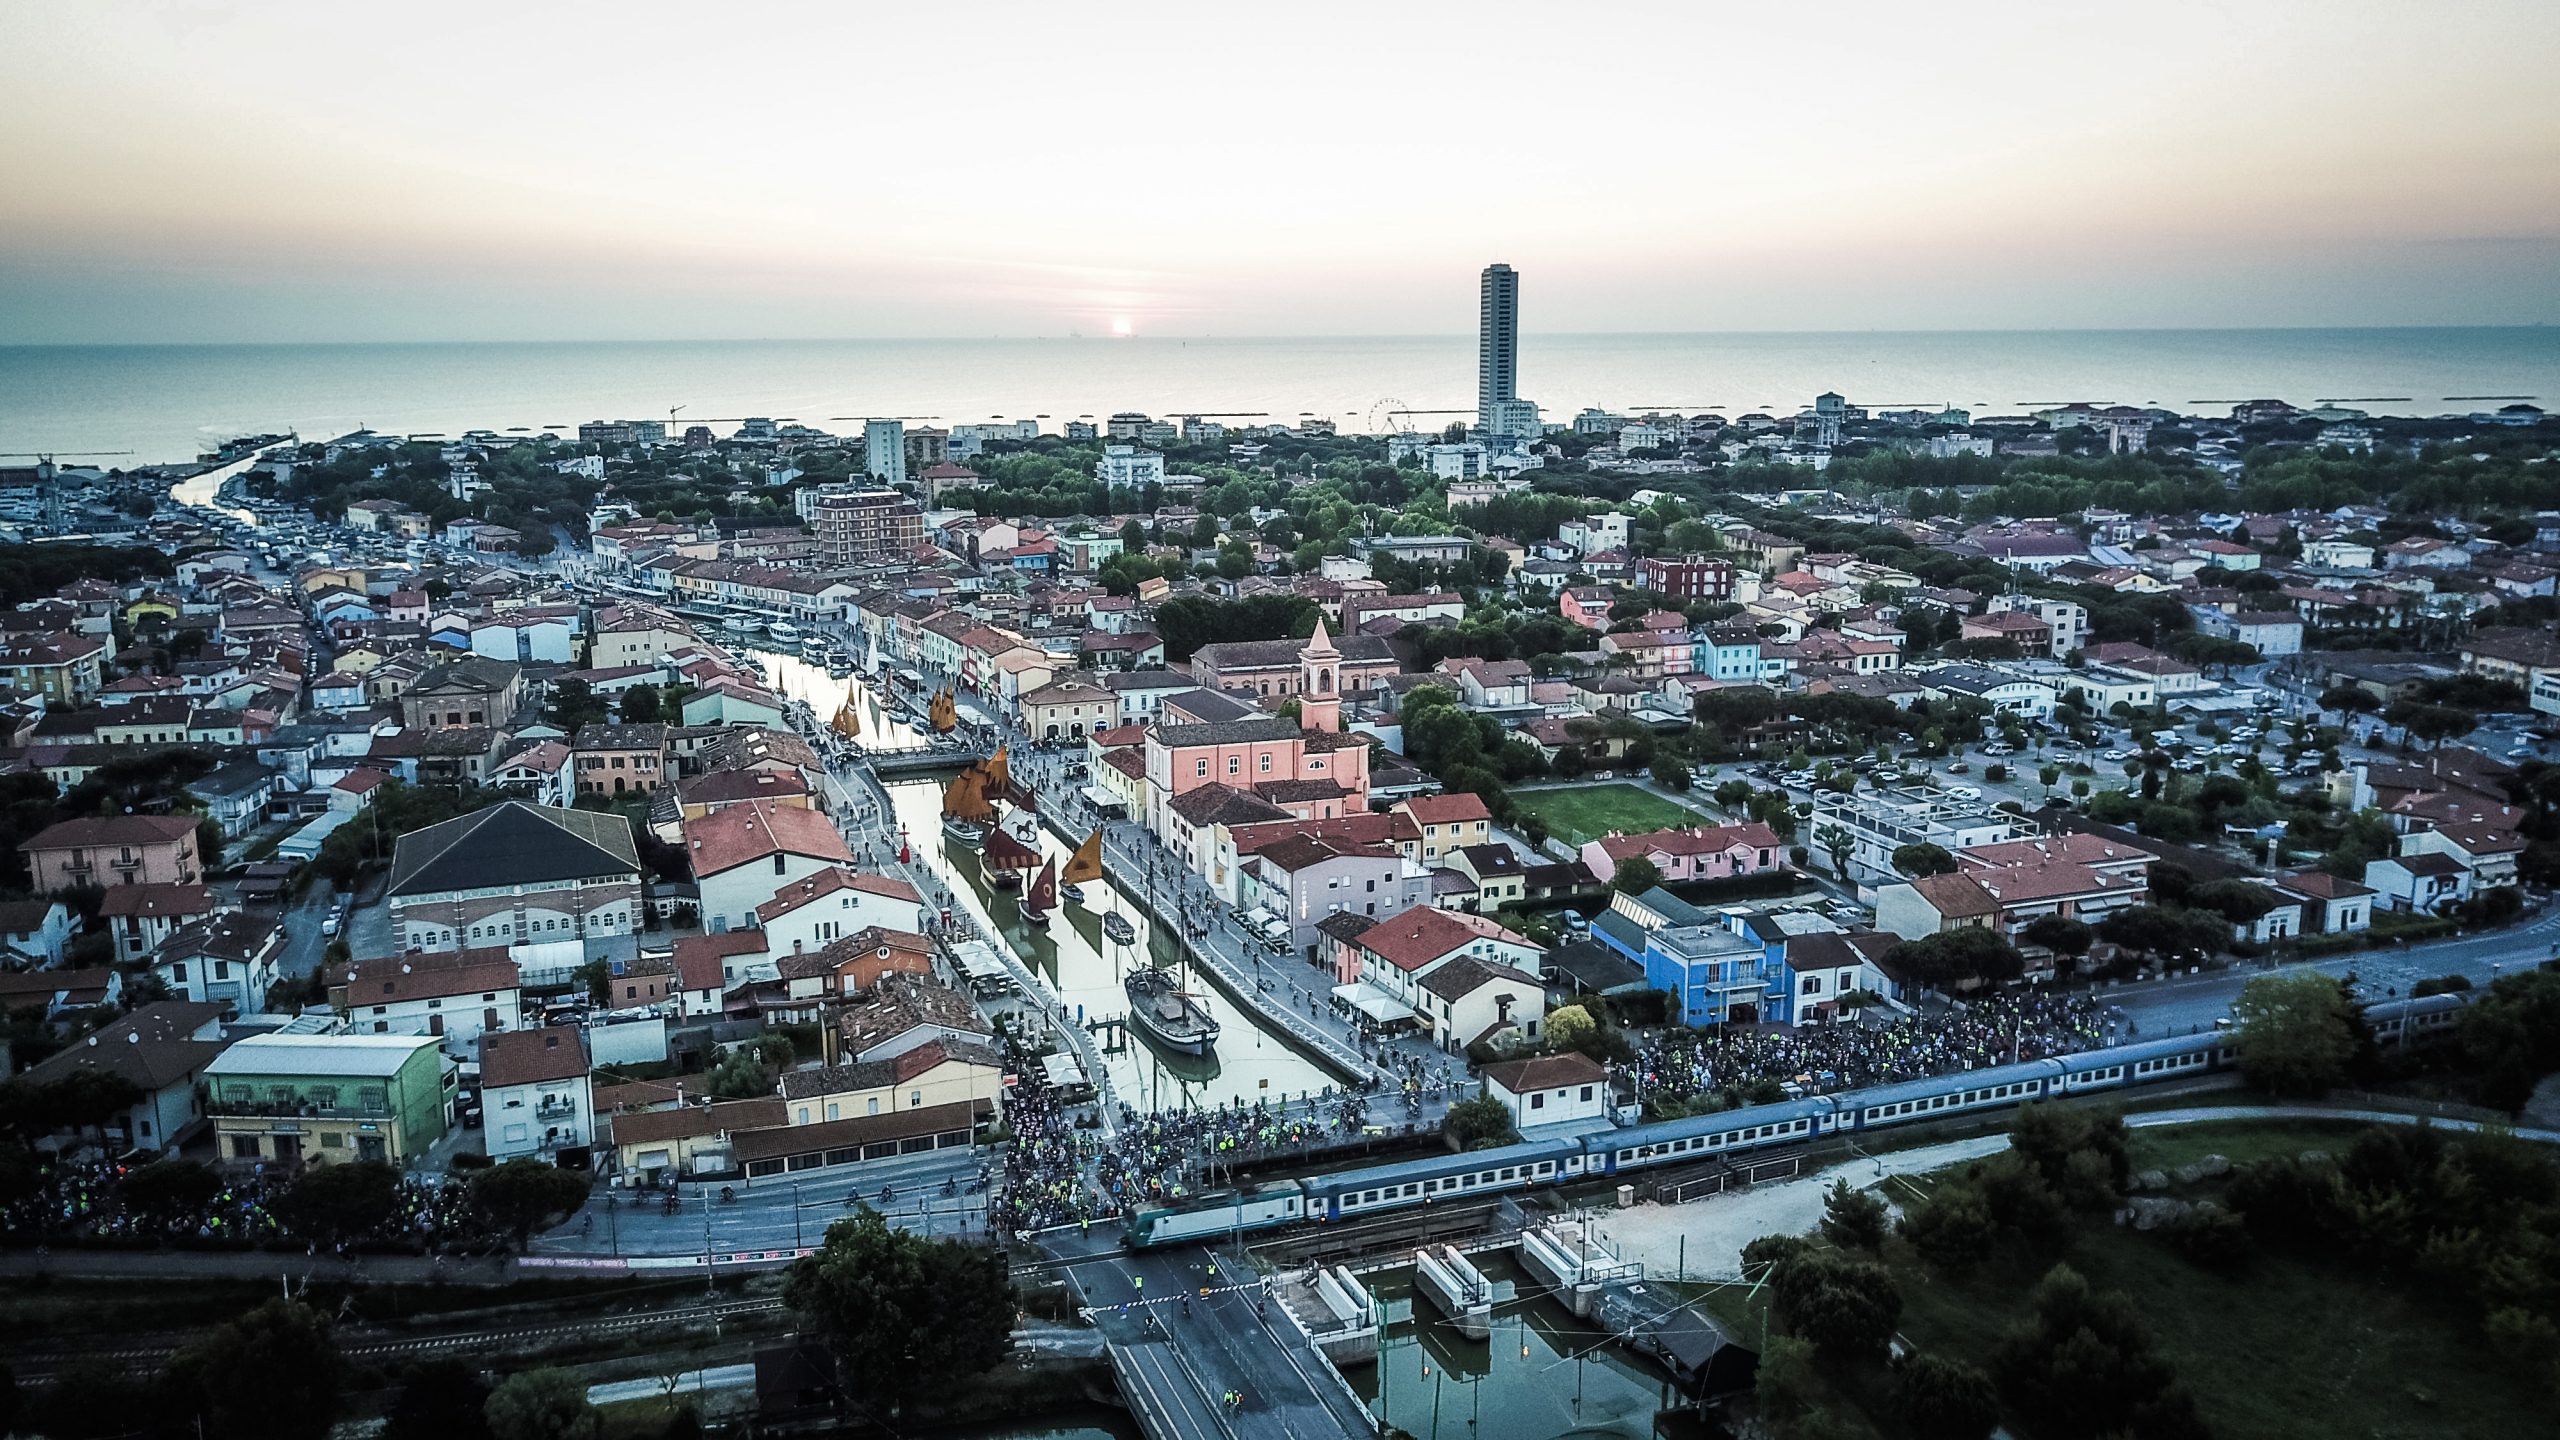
[208,1096,393,1122]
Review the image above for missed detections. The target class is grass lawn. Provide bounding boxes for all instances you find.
[1512,782,1708,846]
[2123,1116,2370,1175]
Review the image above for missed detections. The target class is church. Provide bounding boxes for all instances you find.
[1141,619,1376,886]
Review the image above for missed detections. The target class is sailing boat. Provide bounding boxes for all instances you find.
[929,687,959,734]
[1021,858,1058,929]
[981,826,1039,891]
[1059,828,1105,905]
[829,681,863,741]
[941,769,993,847]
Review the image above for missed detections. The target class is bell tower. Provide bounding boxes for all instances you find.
[1298,617,1341,734]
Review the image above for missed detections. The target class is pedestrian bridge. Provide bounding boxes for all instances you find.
[867,747,988,777]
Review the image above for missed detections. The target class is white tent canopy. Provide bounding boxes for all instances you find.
[1331,981,1417,1025]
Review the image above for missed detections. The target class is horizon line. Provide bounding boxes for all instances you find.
[4,322,2556,350]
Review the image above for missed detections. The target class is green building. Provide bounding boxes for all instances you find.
[204,1033,453,1167]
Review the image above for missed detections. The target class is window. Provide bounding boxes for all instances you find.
[1530,1092,1545,1110]
[909,1089,922,1108]
[774,854,788,875]
[1195,760,1208,778]
[1227,757,1240,776]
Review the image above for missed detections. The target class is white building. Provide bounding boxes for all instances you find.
[1984,595,2088,657]
[1426,442,1489,481]
[479,1025,592,1161]
[750,867,930,975]
[1813,787,2022,885]
[1095,445,1168,488]
[341,948,524,1059]
[1479,1053,1611,1130]
[864,419,907,489]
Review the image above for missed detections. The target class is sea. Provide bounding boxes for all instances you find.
[3,328,2556,466]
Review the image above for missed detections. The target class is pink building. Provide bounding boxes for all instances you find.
[24,815,205,894]
[1145,620,1373,874]
[1559,586,1614,631]
[1579,822,1788,886]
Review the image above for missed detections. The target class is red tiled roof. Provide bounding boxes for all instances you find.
[683,800,853,877]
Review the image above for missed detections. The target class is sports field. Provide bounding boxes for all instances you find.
[1510,782,1708,846]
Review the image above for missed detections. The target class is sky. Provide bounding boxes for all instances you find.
[3,0,2556,343]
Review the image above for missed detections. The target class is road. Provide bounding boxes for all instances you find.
[2112,900,2560,1032]
[1053,1225,1375,1440]
[531,1146,990,1257]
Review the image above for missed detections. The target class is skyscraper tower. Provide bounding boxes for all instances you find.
[1477,262,1518,435]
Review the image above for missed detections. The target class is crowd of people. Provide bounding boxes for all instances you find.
[1625,990,2115,1109]
[987,1060,1388,1235]
[0,1156,505,1252]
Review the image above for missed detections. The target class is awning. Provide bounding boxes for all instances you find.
[1331,981,1418,1025]
[1041,1052,1089,1089]
[1081,784,1126,811]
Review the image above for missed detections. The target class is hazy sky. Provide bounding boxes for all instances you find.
[4,0,2556,343]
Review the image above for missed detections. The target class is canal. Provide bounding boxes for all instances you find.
[1351,1254,1713,1440]
[744,645,921,753]
[879,776,1339,1113]
[168,451,272,526]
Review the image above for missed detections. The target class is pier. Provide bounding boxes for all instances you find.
[1411,1243,1494,1340]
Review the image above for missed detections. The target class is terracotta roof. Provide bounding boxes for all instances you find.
[343,947,519,1003]
[609,1097,786,1148]
[2386,851,2468,877]
[754,866,923,924]
[1479,1052,1608,1095]
[96,882,216,921]
[25,813,200,851]
[1907,872,1999,918]
[1594,823,1785,862]
[480,1026,589,1089]
[16,1001,230,1092]
[1357,905,1517,972]
[730,1098,990,1162]
[2274,870,2374,901]
[1415,954,1541,1001]
[1400,793,1492,826]
[672,931,767,990]
[683,799,853,877]
[1959,834,2156,870]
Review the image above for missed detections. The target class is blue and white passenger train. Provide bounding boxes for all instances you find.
[1124,993,2466,1248]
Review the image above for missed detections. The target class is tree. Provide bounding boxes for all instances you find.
[2320,685,2382,715]
[2232,971,2358,1097]
[1442,1094,1519,1150]
[2457,968,2560,1110]
[1819,1179,1889,1251]
[1611,855,1664,895]
[2188,879,2278,925]
[619,684,663,724]
[1542,1004,1598,1056]
[2384,698,2478,748]
[167,1300,346,1440]
[386,1359,493,1440]
[1769,1249,1904,1363]
[1898,1177,1999,1268]
[1895,1353,2000,1440]
[1650,753,1693,792]
[783,1208,1017,1419]
[484,1369,598,1440]
[1815,824,1854,877]
[2019,915,2092,961]
[276,1160,403,1248]
[470,1160,592,1247]
[1892,842,1958,877]
[1888,928,2025,988]
[1992,1265,2206,1440]
[123,1156,222,1221]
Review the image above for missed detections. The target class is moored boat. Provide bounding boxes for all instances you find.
[1102,911,1137,947]
[1124,967,1219,1054]
[1021,858,1058,929]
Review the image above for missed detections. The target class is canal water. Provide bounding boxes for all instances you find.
[168,451,270,526]
[1351,1254,1712,1440]
[745,645,923,754]
[880,777,1339,1113]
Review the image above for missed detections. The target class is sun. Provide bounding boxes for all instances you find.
[1110,316,1133,337]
